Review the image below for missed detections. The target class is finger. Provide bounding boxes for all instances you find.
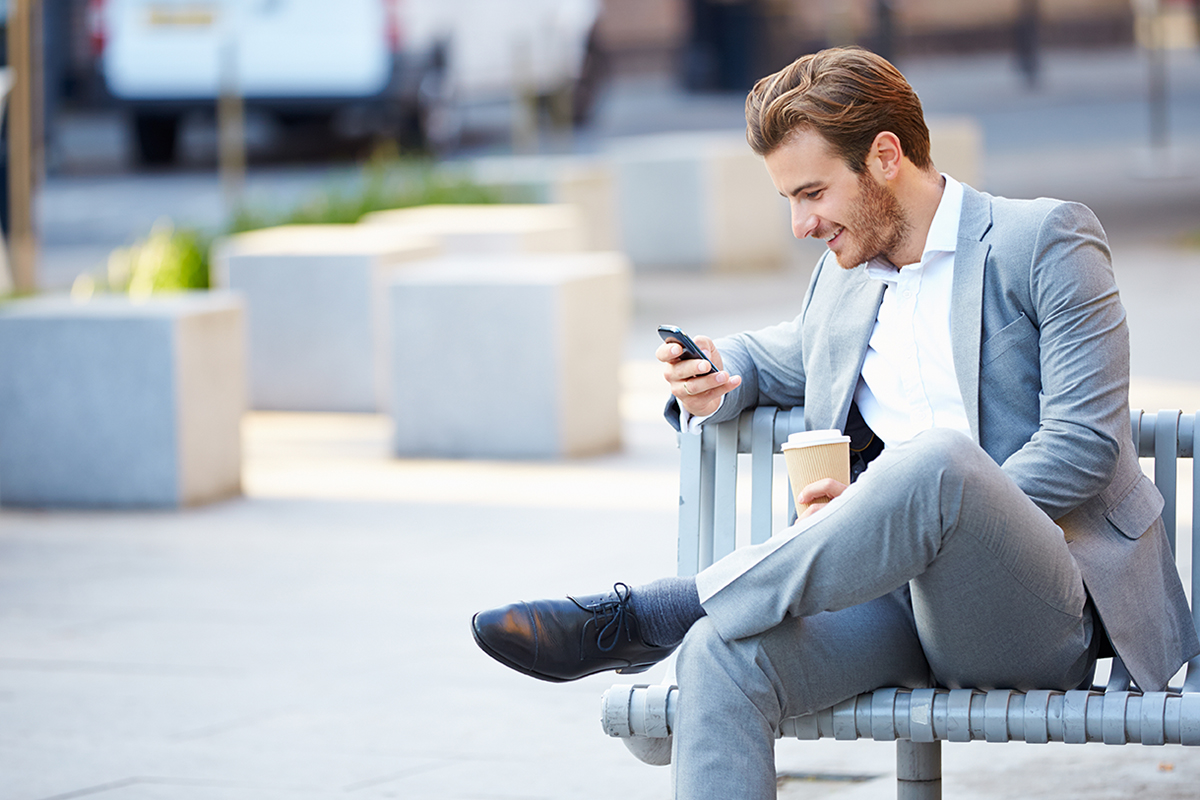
[797,478,846,506]
[655,341,685,363]
[679,369,726,398]
[675,373,741,408]
[664,357,715,386]
[692,335,723,369]
[797,502,826,521]
[674,378,704,400]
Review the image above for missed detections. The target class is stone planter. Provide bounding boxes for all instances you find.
[213,224,439,412]
[389,252,631,458]
[0,292,245,508]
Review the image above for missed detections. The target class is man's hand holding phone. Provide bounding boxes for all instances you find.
[657,325,742,418]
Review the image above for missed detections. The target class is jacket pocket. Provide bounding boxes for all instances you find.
[982,313,1036,365]
[1104,473,1165,539]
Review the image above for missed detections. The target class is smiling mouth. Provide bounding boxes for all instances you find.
[824,227,845,246]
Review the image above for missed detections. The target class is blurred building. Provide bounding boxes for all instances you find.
[597,0,1141,89]
[41,0,1158,114]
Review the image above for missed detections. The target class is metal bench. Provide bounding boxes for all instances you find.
[601,407,1200,797]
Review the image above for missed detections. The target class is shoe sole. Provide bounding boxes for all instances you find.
[470,612,659,683]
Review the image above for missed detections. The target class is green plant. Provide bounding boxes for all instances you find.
[229,153,513,233]
[104,219,210,298]
[0,285,38,303]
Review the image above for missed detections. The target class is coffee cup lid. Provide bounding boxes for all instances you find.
[781,429,851,450]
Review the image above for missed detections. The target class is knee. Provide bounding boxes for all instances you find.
[675,618,782,721]
[676,618,763,686]
[888,427,990,482]
[675,617,730,684]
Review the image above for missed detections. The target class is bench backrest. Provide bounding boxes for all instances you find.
[677,408,1199,692]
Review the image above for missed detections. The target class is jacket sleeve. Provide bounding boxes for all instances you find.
[999,201,1127,520]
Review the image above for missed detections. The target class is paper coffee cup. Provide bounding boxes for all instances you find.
[781,430,851,513]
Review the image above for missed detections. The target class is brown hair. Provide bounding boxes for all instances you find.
[745,47,932,173]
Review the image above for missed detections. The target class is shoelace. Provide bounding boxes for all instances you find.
[584,582,635,653]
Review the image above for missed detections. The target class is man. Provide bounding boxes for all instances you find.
[471,47,1199,798]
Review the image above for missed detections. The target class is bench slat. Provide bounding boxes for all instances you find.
[1155,410,1181,554]
[712,421,740,563]
[676,430,703,577]
[750,407,777,545]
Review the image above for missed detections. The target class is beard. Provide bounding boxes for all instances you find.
[830,171,911,269]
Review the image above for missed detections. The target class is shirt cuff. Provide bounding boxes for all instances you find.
[679,397,722,433]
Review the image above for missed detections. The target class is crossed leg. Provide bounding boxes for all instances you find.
[672,428,1099,799]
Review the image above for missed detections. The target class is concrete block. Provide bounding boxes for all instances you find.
[213,225,439,412]
[608,131,789,272]
[389,252,631,458]
[360,203,588,254]
[0,292,244,508]
[554,164,620,251]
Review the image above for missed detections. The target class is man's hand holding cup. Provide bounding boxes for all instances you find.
[782,430,852,519]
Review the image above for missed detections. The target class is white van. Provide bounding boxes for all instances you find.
[88,0,602,163]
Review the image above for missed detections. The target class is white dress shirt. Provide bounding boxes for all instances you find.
[854,175,970,446]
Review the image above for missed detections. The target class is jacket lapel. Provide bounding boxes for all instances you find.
[951,186,993,444]
[826,268,885,429]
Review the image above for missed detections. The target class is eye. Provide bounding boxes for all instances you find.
[803,189,824,201]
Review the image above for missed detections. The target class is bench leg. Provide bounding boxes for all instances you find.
[896,740,941,800]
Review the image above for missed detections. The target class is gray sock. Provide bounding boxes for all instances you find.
[629,576,705,647]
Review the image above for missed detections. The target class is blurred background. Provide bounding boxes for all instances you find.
[2,2,1200,799]
[0,0,1193,290]
[0,0,1192,292]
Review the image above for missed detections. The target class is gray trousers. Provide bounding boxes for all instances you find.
[672,429,1100,799]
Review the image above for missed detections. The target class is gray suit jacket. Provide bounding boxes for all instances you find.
[687,183,1199,692]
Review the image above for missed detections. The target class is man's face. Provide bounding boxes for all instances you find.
[764,129,909,269]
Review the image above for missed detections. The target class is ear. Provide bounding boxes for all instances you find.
[869,132,904,180]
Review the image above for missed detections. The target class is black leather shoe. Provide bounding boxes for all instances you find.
[471,583,676,683]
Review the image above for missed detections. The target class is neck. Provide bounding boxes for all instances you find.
[887,167,946,268]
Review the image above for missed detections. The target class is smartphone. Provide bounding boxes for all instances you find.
[658,324,719,375]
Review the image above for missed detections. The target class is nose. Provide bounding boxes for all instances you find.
[791,204,819,240]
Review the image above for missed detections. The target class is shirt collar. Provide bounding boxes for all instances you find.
[924,173,962,259]
[864,173,962,283]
